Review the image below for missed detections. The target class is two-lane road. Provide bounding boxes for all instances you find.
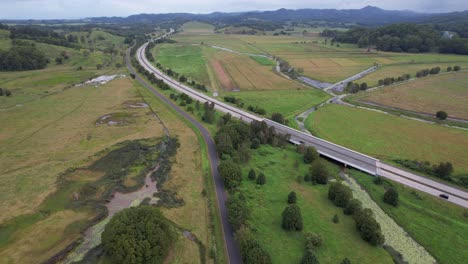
[127,46,242,264]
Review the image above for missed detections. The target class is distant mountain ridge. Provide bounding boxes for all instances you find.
[1,6,466,27]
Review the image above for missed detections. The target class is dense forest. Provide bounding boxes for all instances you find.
[0,41,48,71]
[321,23,468,55]
[10,26,78,48]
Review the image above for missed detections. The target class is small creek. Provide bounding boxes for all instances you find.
[341,173,436,264]
[62,165,160,264]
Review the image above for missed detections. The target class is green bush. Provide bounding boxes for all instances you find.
[288,191,297,204]
[102,206,176,264]
[256,172,266,185]
[383,187,399,206]
[218,159,242,190]
[282,204,303,231]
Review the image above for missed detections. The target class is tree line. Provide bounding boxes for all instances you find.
[10,26,79,48]
[394,159,467,187]
[0,41,48,71]
[322,23,468,55]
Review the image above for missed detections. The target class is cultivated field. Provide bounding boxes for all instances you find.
[153,22,332,119]
[306,104,468,176]
[355,71,468,120]
[351,170,468,264]
[175,22,468,86]
[239,145,393,263]
[357,53,468,86]
[152,40,330,118]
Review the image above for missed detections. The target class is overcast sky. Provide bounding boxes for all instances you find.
[0,0,467,19]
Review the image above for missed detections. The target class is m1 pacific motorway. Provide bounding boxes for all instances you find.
[136,36,468,209]
[138,37,468,208]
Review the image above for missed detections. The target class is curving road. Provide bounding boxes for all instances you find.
[126,47,242,263]
[136,34,468,209]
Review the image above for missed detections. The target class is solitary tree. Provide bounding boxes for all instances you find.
[257,172,266,185]
[434,162,453,180]
[301,249,320,264]
[226,194,250,231]
[383,187,399,206]
[310,159,329,184]
[102,206,176,264]
[304,146,319,164]
[179,75,187,82]
[436,111,448,120]
[333,214,340,223]
[288,191,297,204]
[218,159,242,190]
[354,208,385,246]
[360,83,368,91]
[248,169,256,180]
[341,258,351,264]
[447,66,452,72]
[271,112,285,124]
[344,198,362,215]
[282,204,303,231]
[305,232,323,250]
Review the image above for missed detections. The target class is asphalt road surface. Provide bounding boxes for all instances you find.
[126,47,242,264]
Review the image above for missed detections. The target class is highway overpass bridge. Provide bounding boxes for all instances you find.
[136,39,468,208]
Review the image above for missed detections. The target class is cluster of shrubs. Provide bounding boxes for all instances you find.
[328,182,385,246]
[217,115,291,263]
[0,41,48,71]
[223,96,244,107]
[447,65,461,72]
[377,74,411,86]
[216,114,290,174]
[376,65,462,88]
[223,95,267,115]
[345,82,368,93]
[0,88,12,97]
[394,159,462,183]
[248,169,266,185]
[55,51,69,65]
[271,112,289,125]
[132,59,171,90]
[416,67,441,77]
[247,105,266,115]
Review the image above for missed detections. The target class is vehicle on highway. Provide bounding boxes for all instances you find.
[439,194,449,199]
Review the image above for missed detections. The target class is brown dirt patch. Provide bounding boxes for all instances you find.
[210,59,236,91]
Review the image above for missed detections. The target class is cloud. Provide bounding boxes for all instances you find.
[0,0,467,19]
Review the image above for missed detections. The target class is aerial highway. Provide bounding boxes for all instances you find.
[136,36,468,208]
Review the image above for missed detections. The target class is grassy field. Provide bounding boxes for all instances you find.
[306,104,468,176]
[250,56,276,66]
[357,54,468,86]
[173,22,468,85]
[0,76,167,263]
[180,21,215,35]
[350,170,468,264]
[154,27,333,119]
[224,89,330,118]
[355,71,468,120]
[152,44,212,86]
[0,66,116,109]
[239,145,393,263]
[0,28,221,263]
[152,40,330,118]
